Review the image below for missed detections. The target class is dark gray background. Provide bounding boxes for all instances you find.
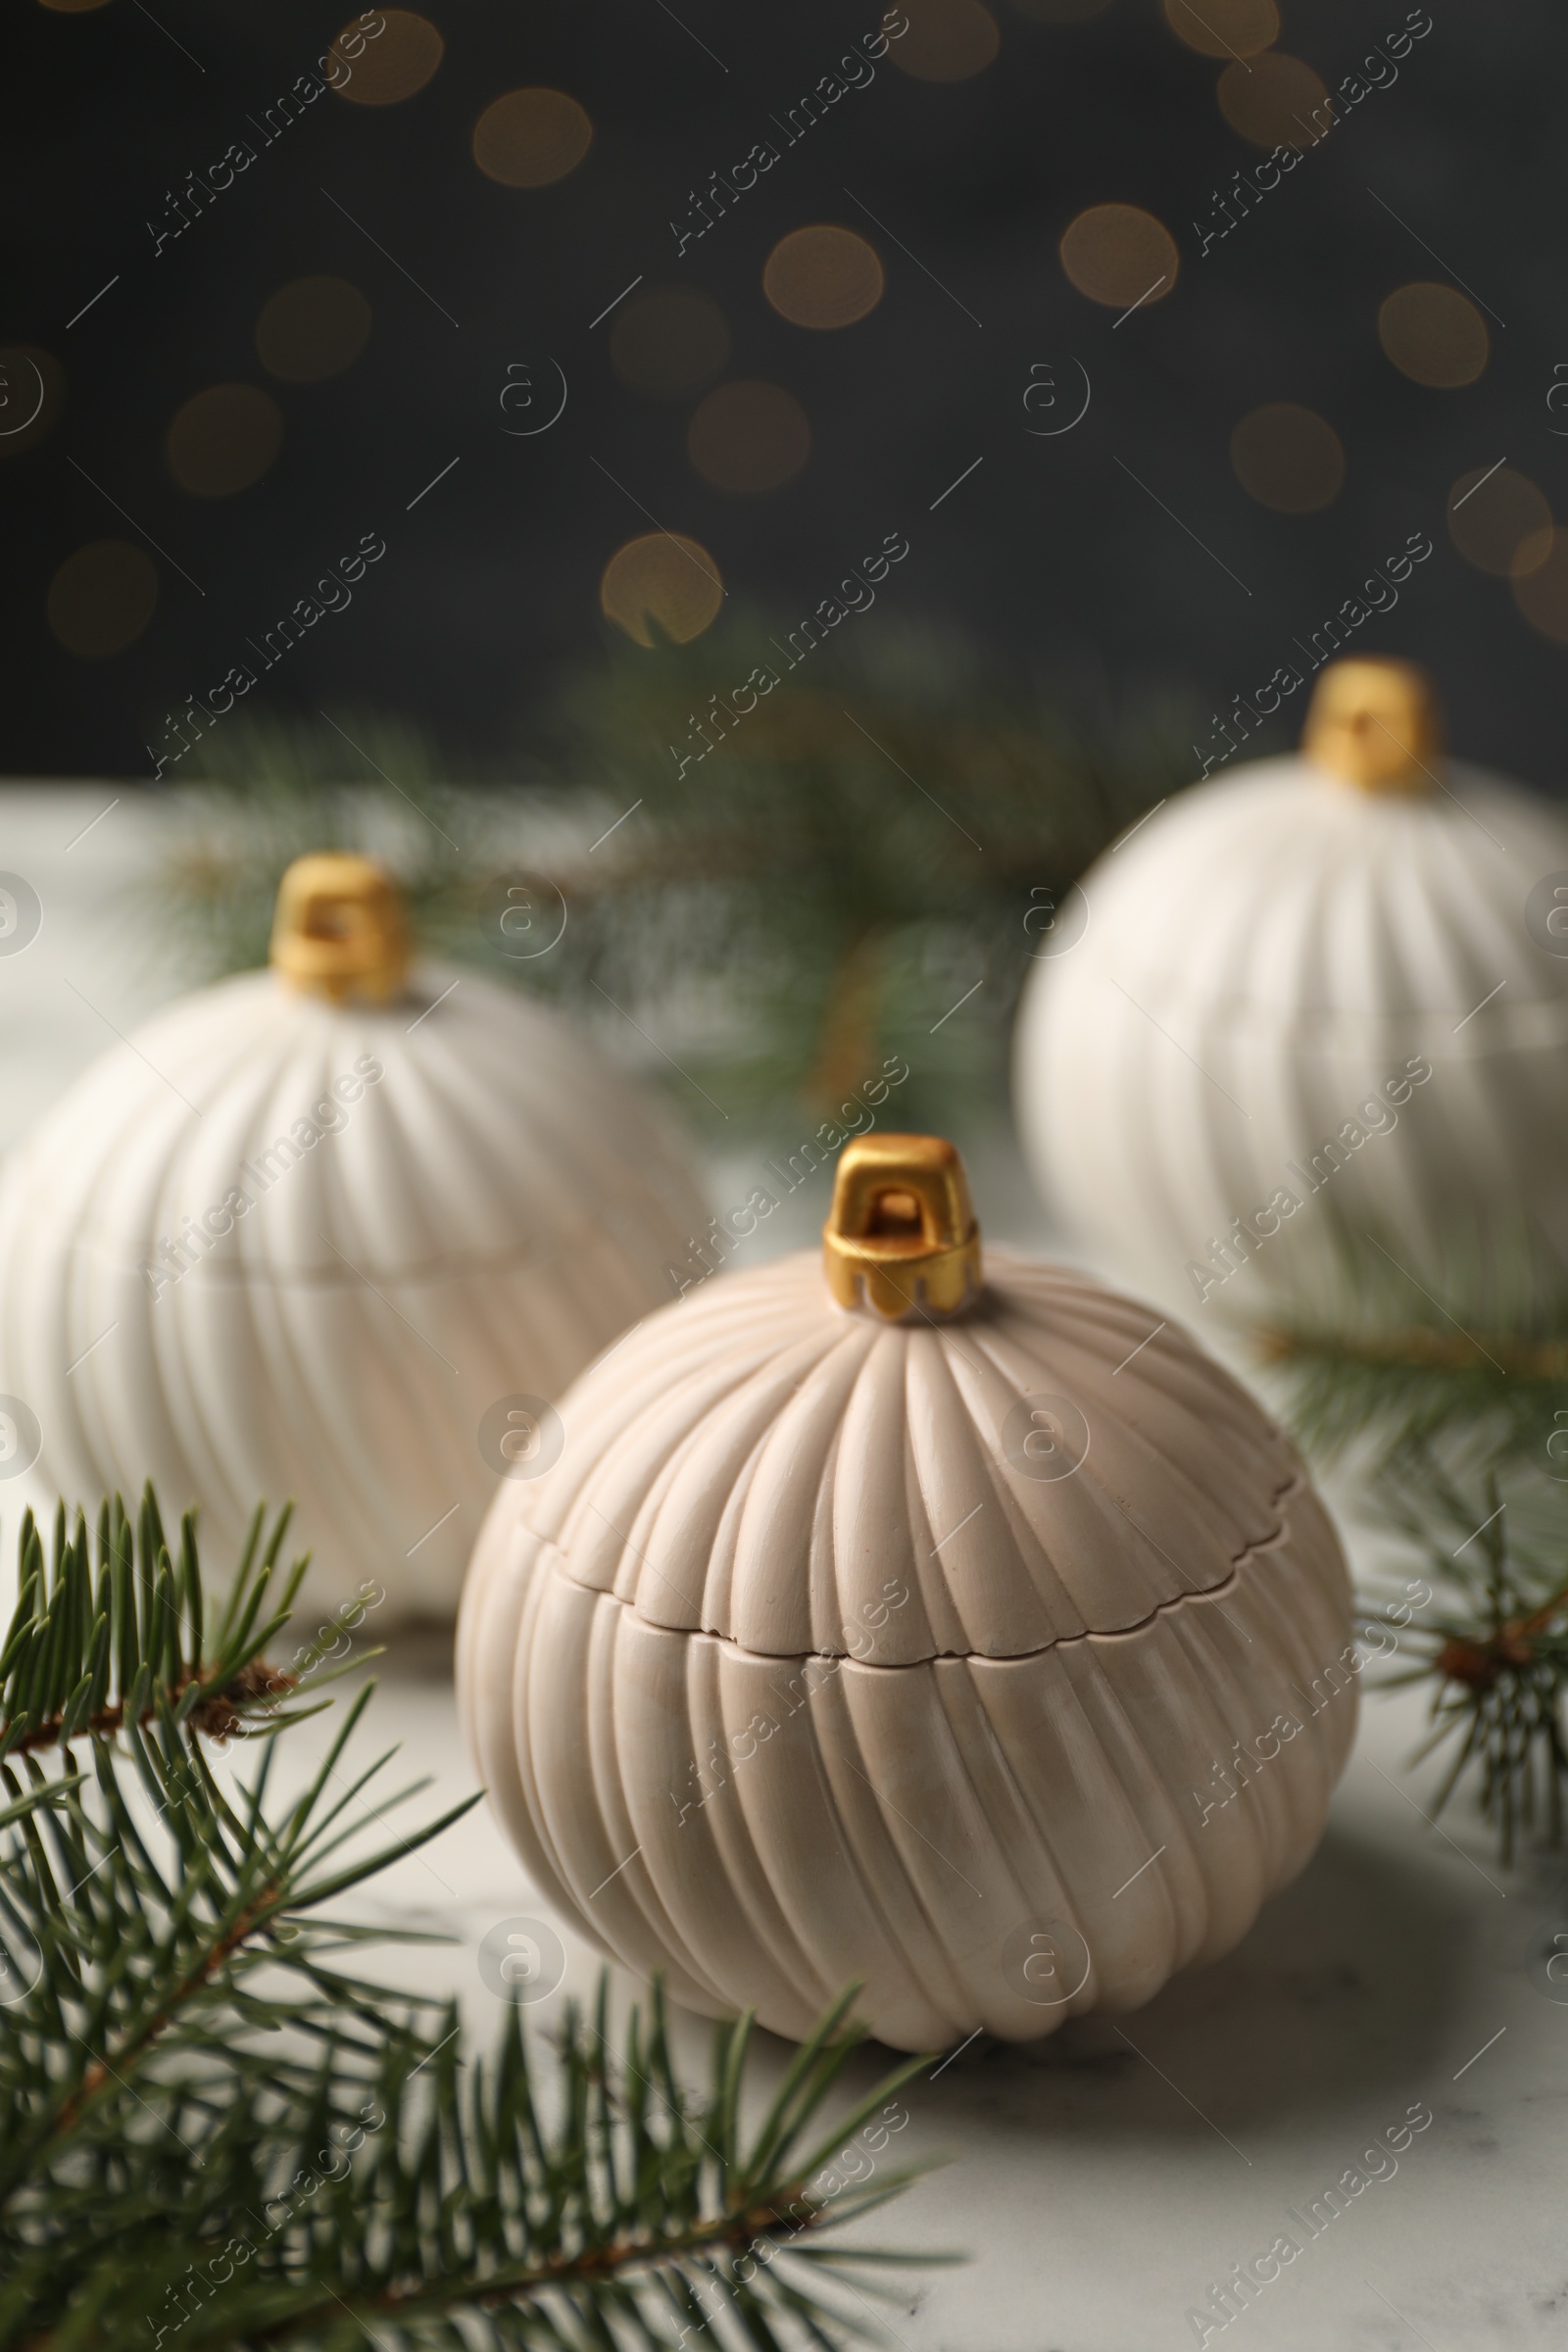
[6,0,1564,785]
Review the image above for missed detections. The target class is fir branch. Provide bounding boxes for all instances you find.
[1256,1219,1568,1478]
[136,1986,939,2352]
[0,1491,305,1768]
[1,1655,294,1763]
[1260,1321,1568,1384]
[1259,1319,1568,1472]
[1362,1449,1568,1862]
[153,626,1196,1126]
[0,1494,948,2352]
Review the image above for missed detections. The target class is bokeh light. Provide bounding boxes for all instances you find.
[1447,466,1552,577]
[166,384,283,497]
[1229,403,1345,513]
[1378,281,1489,387]
[763,226,884,329]
[473,88,593,186]
[1162,0,1278,56]
[1218,53,1333,149]
[331,10,443,105]
[37,0,111,11]
[255,277,371,383]
[890,0,1001,81]
[1514,531,1568,641]
[1059,205,1178,309]
[611,288,730,398]
[46,540,157,658]
[600,532,724,647]
[0,345,63,458]
[688,381,810,495]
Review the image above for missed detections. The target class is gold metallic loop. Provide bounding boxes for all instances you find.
[1300,655,1444,794]
[270,853,409,1003]
[823,1133,982,1322]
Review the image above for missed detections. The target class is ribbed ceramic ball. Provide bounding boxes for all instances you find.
[459,1134,1355,2053]
[1014,657,1568,1327]
[0,857,708,1618]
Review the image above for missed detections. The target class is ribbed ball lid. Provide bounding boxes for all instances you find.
[513,1136,1319,1662]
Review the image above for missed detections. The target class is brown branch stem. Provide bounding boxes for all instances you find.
[1437,1579,1568,1689]
[1256,1324,1568,1381]
[41,1882,287,2149]
[7,1655,295,2170]
[3,1657,294,1761]
[231,2190,835,2349]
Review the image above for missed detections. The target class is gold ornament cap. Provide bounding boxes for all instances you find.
[270,854,409,1003]
[1300,656,1444,794]
[823,1133,982,1322]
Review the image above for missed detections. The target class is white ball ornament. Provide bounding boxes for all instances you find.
[458,1134,1355,2053]
[0,855,709,1619]
[1013,657,1568,1329]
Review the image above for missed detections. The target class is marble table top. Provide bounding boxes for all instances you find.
[1,784,1563,2350]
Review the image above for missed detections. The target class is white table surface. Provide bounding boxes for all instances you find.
[2,784,1563,2351]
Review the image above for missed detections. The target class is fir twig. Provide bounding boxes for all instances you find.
[1258,1223,1568,1476]
[0,1489,950,2352]
[1260,1318,1568,1473]
[154,625,1196,1127]
[1362,1449,1568,1863]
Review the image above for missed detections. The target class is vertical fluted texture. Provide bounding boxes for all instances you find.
[0,965,708,1616]
[458,1248,1355,2050]
[1014,756,1568,1322]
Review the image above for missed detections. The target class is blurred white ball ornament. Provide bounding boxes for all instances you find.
[1013,658,1568,1327]
[0,855,709,1617]
[459,1134,1354,2054]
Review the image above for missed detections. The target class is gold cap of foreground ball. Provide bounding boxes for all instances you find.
[457,1131,1358,2054]
[1301,653,1444,793]
[270,851,411,1001]
[820,1131,981,1319]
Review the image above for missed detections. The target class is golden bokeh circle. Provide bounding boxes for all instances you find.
[1059,204,1179,309]
[1229,403,1345,514]
[1513,530,1568,643]
[611,288,730,398]
[1447,466,1551,577]
[1378,281,1489,388]
[255,277,371,383]
[1218,52,1333,149]
[688,381,810,495]
[1162,0,1278,56]
[166,384,283,498]
[37,0,112,12]
[763,226,884,330]
[0,345,63,459]
[890,0,1001,81]
[600,533,724,648]
[473,88,593,187]
[331,10,443,105]
[47,540,158,659]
